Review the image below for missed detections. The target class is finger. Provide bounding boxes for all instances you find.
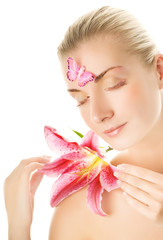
[41,155,51,159]
[114,172,163,202]
[117,164,163,186]
[117,180,159,210]
[123,191,158,221]
[19,156,51,168]
[30,170,44,196]
[6,157,50,182]
[23,162,46,178]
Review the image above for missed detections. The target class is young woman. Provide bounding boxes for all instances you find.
[4,6,163,240]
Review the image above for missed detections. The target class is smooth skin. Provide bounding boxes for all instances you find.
[4,35,163,239]
[115,164,163,225]
[4,156,50,240]
[59,35,163,227]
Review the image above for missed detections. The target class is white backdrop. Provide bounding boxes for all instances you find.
[1,0,163,239]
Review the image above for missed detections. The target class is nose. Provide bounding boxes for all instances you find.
[90,94,114,124]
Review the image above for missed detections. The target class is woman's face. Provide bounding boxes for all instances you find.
[60,35,161,151]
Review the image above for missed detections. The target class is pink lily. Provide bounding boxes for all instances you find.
[39,126,119,216]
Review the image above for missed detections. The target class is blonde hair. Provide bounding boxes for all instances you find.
[57,6,159,67]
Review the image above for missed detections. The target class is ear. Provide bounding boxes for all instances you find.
[154,54,163,89]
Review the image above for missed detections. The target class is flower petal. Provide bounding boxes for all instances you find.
[60,150,87,161]
[50,173,86,207]
[44,125,82,155]
[50,161,100,207]
[38,157,72,177]
[61,159,87,174]
[38,148,88,177]
[80,130,104,158]
[80,130,99,150]
[87,174,107,216]
[100,164,119,192]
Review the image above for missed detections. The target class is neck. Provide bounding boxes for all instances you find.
[126,145,163,174]
[127,94,163,173]
[113,92,163,174]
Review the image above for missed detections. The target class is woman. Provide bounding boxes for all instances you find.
[4,6,163,240]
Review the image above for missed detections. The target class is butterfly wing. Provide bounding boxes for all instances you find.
[67,57,80,81]
[78,71,95,87]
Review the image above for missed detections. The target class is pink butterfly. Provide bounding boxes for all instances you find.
[67,57,95,87]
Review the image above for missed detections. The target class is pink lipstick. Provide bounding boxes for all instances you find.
[104,122,127,138]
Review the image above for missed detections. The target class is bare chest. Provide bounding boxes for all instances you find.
[82,189,163,240]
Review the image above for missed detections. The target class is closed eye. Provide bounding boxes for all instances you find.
[76,81,126,107]
[76,96,89,107]
[105,80,126,90]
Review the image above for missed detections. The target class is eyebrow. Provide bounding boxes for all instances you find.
[67,65,122,92]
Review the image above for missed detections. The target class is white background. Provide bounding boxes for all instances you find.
[0,0,163,239]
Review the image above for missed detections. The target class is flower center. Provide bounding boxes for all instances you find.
[74,152,108,184]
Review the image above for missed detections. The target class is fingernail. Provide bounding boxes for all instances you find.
[114,171,120,178]
[117,180,122,186]
[42,155,51,159]
[123,192,127,197]
[117,165,125,171]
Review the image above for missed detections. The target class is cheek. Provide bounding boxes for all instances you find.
[119,81,160,125]
[110,83,144,122]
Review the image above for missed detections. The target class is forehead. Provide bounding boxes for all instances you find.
[60,35,141,86]
[68,36,130,71]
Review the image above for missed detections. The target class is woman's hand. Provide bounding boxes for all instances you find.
[4,156,51,239]
[114,164,163,226]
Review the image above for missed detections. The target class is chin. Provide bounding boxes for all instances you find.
[111,144,128,151]
[103,136,132,151]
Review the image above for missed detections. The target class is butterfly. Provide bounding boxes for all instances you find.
[67,57,95,87]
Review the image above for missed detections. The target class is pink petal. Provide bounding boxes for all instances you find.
[50,161,100,207]
[60,150,87,161]
[87,174,107,216]
[38,157,72,177]
[80,130,104,158]
[80,130,99,150]
[38,149,87,177]
[50,173,86,207]
[44,126,82,155]
[100,164,119,192]
[62,159,101,176]
[61,159,87,174]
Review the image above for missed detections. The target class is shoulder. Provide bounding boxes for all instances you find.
[48,151,127,240]
[109,150,129,166]
[48,186,92,240]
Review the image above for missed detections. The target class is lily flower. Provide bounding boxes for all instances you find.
[39,126,119,216]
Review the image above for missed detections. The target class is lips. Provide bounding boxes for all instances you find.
[104,122,127,134]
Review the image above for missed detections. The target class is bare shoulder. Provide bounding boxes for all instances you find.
[48,186,92,240]
[48,151,127,240]
[109,150,129,166]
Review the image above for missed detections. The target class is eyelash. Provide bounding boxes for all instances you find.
[105,80,126,90]
[76,96,89,107]
[76,81,126,107]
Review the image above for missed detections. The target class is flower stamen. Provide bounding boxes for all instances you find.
[71,156,103,184]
